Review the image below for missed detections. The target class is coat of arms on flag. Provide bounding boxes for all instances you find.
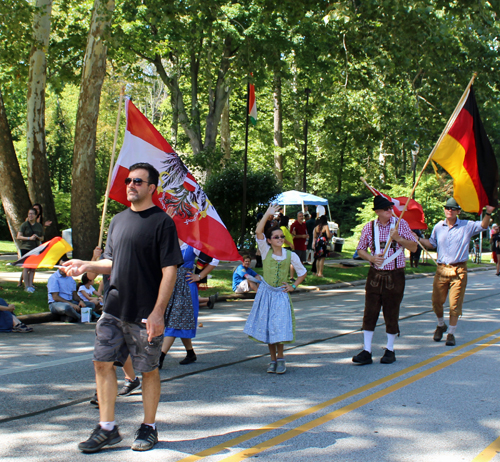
[109,98,241,262]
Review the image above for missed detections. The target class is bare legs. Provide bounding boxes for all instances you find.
[95,360,161,424]
[316,258,325,277]
[141,369,161,424]
[268,343,284,361]
[95,361,118,422]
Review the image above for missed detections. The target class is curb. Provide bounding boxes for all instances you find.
[18,265,496,325]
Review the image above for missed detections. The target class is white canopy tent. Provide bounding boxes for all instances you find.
[274,190,332,222]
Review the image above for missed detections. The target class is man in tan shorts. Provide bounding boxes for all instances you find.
[419,198,494,346]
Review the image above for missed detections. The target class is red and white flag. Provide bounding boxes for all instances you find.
[109,98,242,261]
[365,184,428,230]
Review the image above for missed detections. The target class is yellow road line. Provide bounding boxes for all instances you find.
[220,334,500,461]
[472,437,500,462]
[177,328,500,462]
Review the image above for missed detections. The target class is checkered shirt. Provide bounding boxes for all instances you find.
[357,217,416,270]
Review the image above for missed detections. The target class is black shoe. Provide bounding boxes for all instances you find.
[179,352,197,365]
[352,350,373,365]
[158,352,166,370]
[78,425,122,453]
[118,377,141,396]
[445,333,456,346]
[207,293,218,309]
[90,392,98,406]
[131,424,158,451]
[380,349,396,364]
[433,324,448,342]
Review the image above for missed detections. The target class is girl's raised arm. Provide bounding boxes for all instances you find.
[256,205,280,240]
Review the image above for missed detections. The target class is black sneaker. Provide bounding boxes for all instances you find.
[118,377,141,396]
[78,425,122,453]
[179,352,197,365]
[131,424,158,451]
[380,349,396,364]
[433,324,448,342]
[352,350,373,365]
[90,392,98,406]
[445,333,456,346]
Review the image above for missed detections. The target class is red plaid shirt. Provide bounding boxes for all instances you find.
[357,217,416,270]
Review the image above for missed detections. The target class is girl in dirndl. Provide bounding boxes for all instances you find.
[244,205,307,374]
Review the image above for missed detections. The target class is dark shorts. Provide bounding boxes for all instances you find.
[93,312,163,373]
[293,249,307,263]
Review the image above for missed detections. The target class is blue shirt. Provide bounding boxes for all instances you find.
[0,297,13,332]
[47,271,77,304]
[232,265,258,292]
[429,218,486,264]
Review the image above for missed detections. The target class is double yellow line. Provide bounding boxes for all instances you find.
[178,328,500,462]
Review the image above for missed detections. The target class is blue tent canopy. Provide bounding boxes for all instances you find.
[274,190,329,206]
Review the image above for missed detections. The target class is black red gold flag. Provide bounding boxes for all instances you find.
[432,86,498,213]
[10,237,72,268]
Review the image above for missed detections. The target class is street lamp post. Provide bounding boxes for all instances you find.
[411,141,420,197]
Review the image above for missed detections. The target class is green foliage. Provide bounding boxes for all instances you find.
[52,191,72,231]
[203,164,282,239]
[326,192,371,237]
[353,174,449,239]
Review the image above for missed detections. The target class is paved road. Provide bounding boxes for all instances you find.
[1,270,500,461]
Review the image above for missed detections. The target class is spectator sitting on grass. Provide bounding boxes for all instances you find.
[233,255,261,294]
[48,260,95,322]
[0,298,33,333]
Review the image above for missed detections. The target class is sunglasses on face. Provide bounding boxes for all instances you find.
[271,235,286,240]
[444,207,460,211]
[124,177,150,186]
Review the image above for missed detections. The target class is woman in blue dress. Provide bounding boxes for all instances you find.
[159,241,218,368]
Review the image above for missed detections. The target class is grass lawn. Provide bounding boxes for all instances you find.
[0,240,16,255]
[1,234,494,316]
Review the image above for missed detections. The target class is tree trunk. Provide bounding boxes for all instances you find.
[71,0,114,259]
[273,69,283,182]
[203,36,232,152]
[0,90,32,248]
[26,0,58,239]
[221,93,231,159]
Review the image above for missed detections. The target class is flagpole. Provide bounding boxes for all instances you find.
[381,73,477,256]
[239,80,250,248]
[98,86,125,248]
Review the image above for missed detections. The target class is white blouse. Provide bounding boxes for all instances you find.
[256,237,307,277]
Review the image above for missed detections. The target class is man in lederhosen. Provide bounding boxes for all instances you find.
[353,195,418,365]
[418,197,494,346]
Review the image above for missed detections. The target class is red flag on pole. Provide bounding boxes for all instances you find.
[109,98,242,261]
[364,184,428,230]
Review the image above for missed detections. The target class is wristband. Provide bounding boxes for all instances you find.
[485,212,492,216]
[291,284,296,290]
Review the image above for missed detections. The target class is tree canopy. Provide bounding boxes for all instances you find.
[1,0,499,250]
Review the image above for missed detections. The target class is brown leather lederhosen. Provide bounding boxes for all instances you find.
[362,220,406,334]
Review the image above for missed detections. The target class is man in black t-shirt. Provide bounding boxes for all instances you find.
[65,163,183,454]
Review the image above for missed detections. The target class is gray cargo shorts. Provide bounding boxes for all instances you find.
[93,312,163,373]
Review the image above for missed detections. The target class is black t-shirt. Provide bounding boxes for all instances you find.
[103,206,183,323]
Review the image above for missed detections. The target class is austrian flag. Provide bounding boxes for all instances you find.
[109,98,242,262]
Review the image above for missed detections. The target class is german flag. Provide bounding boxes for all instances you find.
[10,237,72,269]
[432,86,499,213]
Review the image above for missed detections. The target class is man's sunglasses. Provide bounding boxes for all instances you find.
[271,235,285,239]
[124,177,152,186]
[444,206,460,211]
